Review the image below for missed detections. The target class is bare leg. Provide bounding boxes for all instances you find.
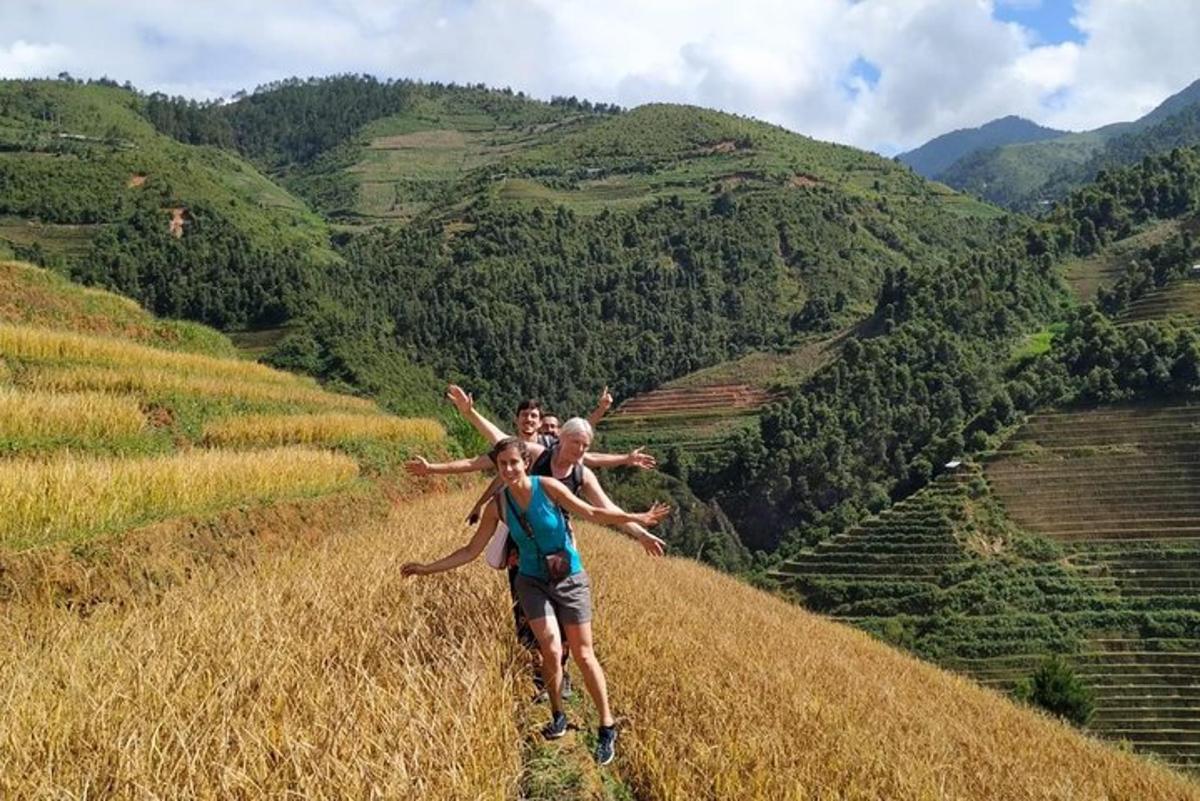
[565,621,613,726]
[529,616,565,713]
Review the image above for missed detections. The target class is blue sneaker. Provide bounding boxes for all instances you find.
[595,725,618,765]
[542,711,568,740]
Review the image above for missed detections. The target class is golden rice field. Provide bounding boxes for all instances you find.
[0,322,310,387]
[0,490,523,800]
[2,487,1195,800]
[202,412,445,448]
[0,387,145,443]
[0,447,359,550]
[20,363,378,414]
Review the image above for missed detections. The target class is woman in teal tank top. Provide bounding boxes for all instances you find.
[402,436,669,765]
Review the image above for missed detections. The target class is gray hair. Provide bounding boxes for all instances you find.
[559,417,594,440]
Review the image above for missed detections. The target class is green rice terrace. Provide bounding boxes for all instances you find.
[770,401,1200,772]
[1119,278,1200,326]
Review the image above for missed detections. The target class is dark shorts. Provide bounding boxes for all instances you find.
[514,570,593,626]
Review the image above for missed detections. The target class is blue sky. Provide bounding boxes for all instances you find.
[0,1,1196,154]
[994,0,1084,45]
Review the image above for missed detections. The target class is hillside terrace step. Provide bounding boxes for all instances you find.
[1076,665,1200,679]
[1087,680,1200,692]
[1015,419,1200,435]
[795,558,961,571]
[1097,729,1200,745]
[785,552,964,566]
[1016,416,1200,430]
[1023,413,1200,430]
[1094,716,1200,729]
[772,561,947,575]
[814,542,963,554]
[1032,520,1200,534]
[1100,695,1200,708]
[990,483,1200,499]
[1019,504,1200,518]
[1090,638,1200,650]
[771,564,946,579]
[1019,411,1200,426]
[989,472,1200,489]
[1071,560,1200,572]
[832,529,959,541]
[1038,528,1200,541]
[1074,570,1200,581]
[1093,708,1200,722]
[986,468,1200,484]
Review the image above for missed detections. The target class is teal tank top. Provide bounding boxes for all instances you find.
[503,476,583,581]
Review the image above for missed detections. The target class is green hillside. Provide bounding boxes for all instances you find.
[0,79,337,329]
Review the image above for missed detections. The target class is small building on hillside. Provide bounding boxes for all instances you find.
[1189,263,1200,279]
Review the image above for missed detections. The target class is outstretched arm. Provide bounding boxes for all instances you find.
[541,477,670,529]
[446,385,509,445]
[402,501,499,576]
[405,453,493,476]
[586,385,614,428]
[582,447,657,471]
[580,469,666,557]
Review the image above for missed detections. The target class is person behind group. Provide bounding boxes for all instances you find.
[401,436,670,765]
[540,385,611,440]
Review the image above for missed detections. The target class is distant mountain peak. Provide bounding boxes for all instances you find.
[898,115,1066,179]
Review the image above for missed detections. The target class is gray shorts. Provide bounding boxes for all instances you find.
[514,570,593,626]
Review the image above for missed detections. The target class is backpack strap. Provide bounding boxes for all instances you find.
[503,488,543,560]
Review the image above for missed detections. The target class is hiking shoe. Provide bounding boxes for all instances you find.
[595,725,617,765]
[542,711,569,740]
[561,672,574,700]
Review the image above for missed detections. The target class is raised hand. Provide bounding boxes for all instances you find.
[405,456,431,476]
[446,384,474,416]
[598,385,614,411]
[637,502,672,527]
[626,447,657,470]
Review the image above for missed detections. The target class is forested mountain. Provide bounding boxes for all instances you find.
[897,115,1065,179]
[931,78,1200,211]
[0,79,335,328]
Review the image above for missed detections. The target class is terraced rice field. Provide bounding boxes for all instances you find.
[601,383,777,456]
[948,638,1200,772]
[1120,280,1200,326]
[768,471,974,617]
[980,403,1200,769]
[987,403,1200,542]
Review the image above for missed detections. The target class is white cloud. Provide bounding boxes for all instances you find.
[0,1,1194,154]
[0,39,70,77]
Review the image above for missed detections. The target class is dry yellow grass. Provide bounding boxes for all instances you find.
[0,322,310,387]
[0,358,10,384]
[0,387,145,442]
[1,488,1195,799]
[21,363,378,414]
[0,447,359,549]
[202,412,446,448]
[0,490,522,800]
[584,524,1200,800]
